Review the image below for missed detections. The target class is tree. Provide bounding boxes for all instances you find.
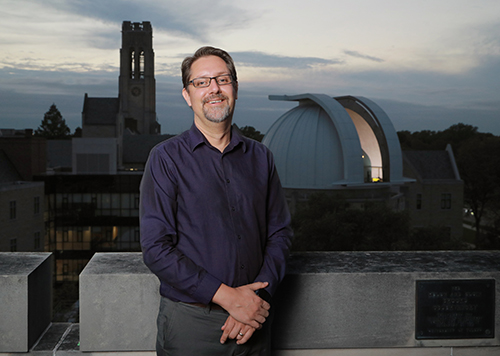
[291,193,410,251]
[35,104,71,139]
[73,127,82,137]
[238,125,265,142]
[456,134,500,248]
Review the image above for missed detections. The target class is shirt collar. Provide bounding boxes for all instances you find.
[188,123,247,153]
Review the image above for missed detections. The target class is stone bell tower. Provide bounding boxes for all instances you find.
[118,21,160,135]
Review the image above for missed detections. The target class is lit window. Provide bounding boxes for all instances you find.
[76,227,83,242]
[441,193,451,209]
[139,50,145,78]
[130,50,135,79]
[10,201,16,219]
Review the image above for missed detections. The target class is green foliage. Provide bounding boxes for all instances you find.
[35,103,71,139]
[291,193,410,251]
[238,125,265,142]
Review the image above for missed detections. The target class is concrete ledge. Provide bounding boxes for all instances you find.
[273,251,500,349]
[0,252,53,352]
[79,253,160,352]
[78,251,500,352]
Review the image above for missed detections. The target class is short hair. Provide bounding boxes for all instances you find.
[181,46,238,89]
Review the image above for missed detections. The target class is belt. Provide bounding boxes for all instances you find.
[184,302,225,311]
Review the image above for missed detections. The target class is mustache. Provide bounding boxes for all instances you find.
[202,94,228,104]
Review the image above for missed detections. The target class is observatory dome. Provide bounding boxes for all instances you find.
[262,94,403,189]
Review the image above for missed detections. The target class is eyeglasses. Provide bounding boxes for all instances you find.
[189,74,233,88]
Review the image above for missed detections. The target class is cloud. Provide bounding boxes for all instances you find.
[344,50,384,63]
[231,51,343,69]
[39,0,255,42]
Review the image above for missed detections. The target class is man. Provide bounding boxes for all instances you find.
[140,46,292,355]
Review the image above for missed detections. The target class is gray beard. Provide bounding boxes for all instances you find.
[203,104,231,123]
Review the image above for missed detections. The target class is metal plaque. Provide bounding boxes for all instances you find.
[416,279,495,339]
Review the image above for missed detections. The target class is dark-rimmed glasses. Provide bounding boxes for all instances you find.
[189,74,233,88]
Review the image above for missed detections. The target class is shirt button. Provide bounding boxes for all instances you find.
[240,264,245,269]
[226,179,230,183]
[231,206,236,212]
[237,235,241,240]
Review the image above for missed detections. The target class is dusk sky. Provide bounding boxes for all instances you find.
[1,0,499,136]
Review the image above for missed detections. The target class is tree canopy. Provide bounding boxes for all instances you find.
[35,103,71,139]
[238,125,265,142]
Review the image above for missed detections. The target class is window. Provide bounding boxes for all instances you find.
[10,239,17,252]
[63,228,69,242]
[10,201,16,219]
[34,232,41,250]
[134,229,140,242]
[416,194,422,210]
[130,50,135,79]
[76,227,83,242]
[62,197,69,210]
[34,196,40,215]
[139,50,145,78]
[441,193,452,209]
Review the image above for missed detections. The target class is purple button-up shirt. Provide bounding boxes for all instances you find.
[140,124,292,305]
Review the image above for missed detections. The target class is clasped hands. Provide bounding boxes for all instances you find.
[212,281,270,345]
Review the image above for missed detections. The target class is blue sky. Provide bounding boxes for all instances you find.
[1,0,499,135]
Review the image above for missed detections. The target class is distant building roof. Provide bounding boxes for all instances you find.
[403,148,459,181]
[83,95,119,126]
[123,134,173,164]
[0,150,22,182]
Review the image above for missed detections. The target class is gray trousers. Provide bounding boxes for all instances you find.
[156,296,272,356]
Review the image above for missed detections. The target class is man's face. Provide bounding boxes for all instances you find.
[182,55,238,124]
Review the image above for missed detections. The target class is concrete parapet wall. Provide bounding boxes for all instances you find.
[0,252,52,352]
[78,251,500,353]
[273,251,499,349]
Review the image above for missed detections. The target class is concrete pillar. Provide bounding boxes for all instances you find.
[79,253,160,351]
[0,253,52,352]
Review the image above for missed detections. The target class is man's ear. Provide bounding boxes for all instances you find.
[234,82,238,100]
[182,87,192,107]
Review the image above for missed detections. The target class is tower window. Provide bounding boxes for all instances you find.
[130,50,135,79]
[139,50,145,79]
